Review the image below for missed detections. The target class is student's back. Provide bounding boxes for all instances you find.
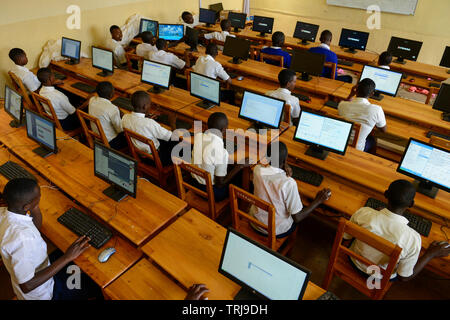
[260,32,291,68]
[8,48,41,92]
[308,45,338,78]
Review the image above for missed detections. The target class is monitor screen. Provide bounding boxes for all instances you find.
[139,19,158,36]
[432,83,450,113]
[440,46,450,68]
[360,65,403,96]
[338,28,369,51]
[294,111,353,155]
[61,37,81,60]
[158,24,184,41]
[190,72,220,105]
[199,8,217,24]
[141,60,171,89]
[290,50,325,76]
[209,2,223,12]
[293,21,319,42]
[185,26,199,48]
[387,37,422,61]
[94,142,137,197]
[92,46,114,72]
[4,85,23,123]
[397,139,450,193]
[228,12,246,29]
[25,109,56,152]
[219,229,311,300]
[239,91,284,129]
[223,36,250,60]
[252,16,274,34]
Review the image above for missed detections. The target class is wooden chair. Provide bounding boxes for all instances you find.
[430,135,450,150]
[229,184,297,255]
[173,161,229,220]
[348,122,361,148]
[283,104,292,125]
[425,86,440,105]
[124,128,173,188]
[76,109,110,148]
[209,38,225,49]
[8,71,38,112]
[324,62,337,80]
[250,45,261,60]
[125,52,144,74]
[259,53,284,67]
[322,218,402,300]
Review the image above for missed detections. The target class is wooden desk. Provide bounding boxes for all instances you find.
[390,60,450,82]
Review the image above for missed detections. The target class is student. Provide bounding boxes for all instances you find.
[0,178,103,300]
[343,179,450,281]
[37,68,81,131]
[265,69,301,125]
[152,38,189,70]
[181,11,200,33]
[8,48,41,92]
[204,19,235,50]
[378,51,393,69]
[136,31,157,60]
[338,78,387,153]
[122,91,178,166]
[260,31,291,68]
[88,81,127,150]
[106,25,127,67]
[250,142,331,237]
[309,30,353,83]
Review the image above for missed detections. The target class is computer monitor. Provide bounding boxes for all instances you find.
[190,72,220,109]
[223,36,250,64]
[228,12,246,32]
[209,2,223,21]
[158,24,184,41]
[338,28,370,53]
[293,21,319,45]
[94,142,138,202]
[252,16,274,37]
[359,65,403,101]
[397,138,450,199]
[185,26,199,52]
[432,82,450,122]
[199,8,217,27]
[219,228,311,300]
[290,50,326,82]
[387,36,423,64]
[92,46,114,77]
[239,90,285,129]
[141,60,172,94]
[139,19,158,36]
[4,85,24,128]
[293,110,353,160]
[439,46,450,73]
[61,37,81,65]
[25,109,57,158]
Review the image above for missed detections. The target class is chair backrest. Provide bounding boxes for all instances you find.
[260,52,284,67]
[425,86,440,105]
[348,121,361,148]
[229,184,277,250]
[324,62,337,80]
[76,109,110,148]
[250,45,262,60]
[209,38,225,48]
[430,135,450,150]
[123,128,163,170]
[30,92,63,130]
[125,52,144,74]
[185,69,192,91]
[8,71,37,112]
[283,104,292,125]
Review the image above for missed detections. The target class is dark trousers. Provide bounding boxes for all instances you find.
[220,89,235,105]
[191,168,243,202]
[109,132,128,150]
[60,113,81,131]
[142,139,184,167]
[336,75,353,84]
[364,135,376,153]
[253,220,298,238]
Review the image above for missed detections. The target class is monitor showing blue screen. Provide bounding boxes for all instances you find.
[139,19,158,36]
[239,91,284,128]
[158,24,184,41]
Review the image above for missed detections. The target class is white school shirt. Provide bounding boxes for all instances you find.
[151,50,185,70]
[0,208,54,300]
[265,88,301,124]
[105,38,127,65]
[343,207,422,279]
[88,96,123,142]
[192,55,229,81]
[204,31,235,50]
[182,15,200,33]
[338,98,386,151]
[39,86,76,120]
[122,112,172,154]
[10,65,41,92]
[192,131,228,185]
[249,165,303,235]
[136,43,157,60]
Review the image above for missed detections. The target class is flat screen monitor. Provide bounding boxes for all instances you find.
[293,21,319,45]
[25,109,57,158]
[94,142,138,201]
[294,110,353,160]
[4,85,23,127]
[290,50,326,81]
[185,26,199,51]
[359,65,403,100]
[387,36,422,64]
[239,90,284,129]
[252,16,274,37]
[338,28,370,53]
[61,37,81,64]
[432,83,450,121]
[139,19,158,36]
[190,71,220,109]
[228,12,246,32]
[199,8,217,26]
[92,46,114,77]
[397,138,450,198]
[219,228,311,300]
[158,24,184,41]
[209,2,223,13]
[141,60,172,94]
[223,36,250,64]
[439,46,450,70]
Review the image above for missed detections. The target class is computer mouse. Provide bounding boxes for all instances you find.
[237,76,244,81]
[409,78,415,83]
[98,247,116,263]
[438,241,450,248]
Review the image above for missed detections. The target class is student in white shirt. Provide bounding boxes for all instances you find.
[338,78,387,153]
[204,19,235,50]
[152,38,190,70]
[343,179,450,281]
[8,48,41,92]
[181,11,200,33]
[88,81,127,150]
[266,69,301,125]
[106,25,127,67]
[136,31,157,60]
[378,51,393,69]
[250,142,331,237]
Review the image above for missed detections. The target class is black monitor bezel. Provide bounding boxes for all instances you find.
[139,18,159,36]
[158,24,185,41]
[185,26,199,47]
[25,108,57,154]
[199,8,217,25]
[432,83,450,113]
[4,85,24,124]
[223,36,251,60]
[189,71,221,106]
[91,46,114,73]
[387,36,423,62]
[61,37,81,61]
[293,21,320,42]
[338,28,370,51]
[252,15,274,34]
[228,12,247,29]
[140,59,172,90]
[290,49,326,76]
[439,46,450,68]
[359,64,403,97]
[209,2,224,13]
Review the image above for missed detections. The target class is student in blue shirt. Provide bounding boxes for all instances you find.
[309,30,353,83]
[260,31,291,68]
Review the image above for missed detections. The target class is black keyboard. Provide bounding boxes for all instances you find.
[364,198,432,237]
[337,59,354,67]
[53,72,67,80]
[292,93,311,103]
[71,82,96,93]
[325,100,339,109]
[0,161,37,181]
[112,97,133,111]
[57,207,113,249]
[426,131,450,141]
[291,165,323,187]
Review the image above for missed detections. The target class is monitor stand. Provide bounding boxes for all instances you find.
[299,72,312,82]
[233,27,241,33]
[65,58,79,65]
[298,39,309,45]
[32,146,55,158]
[196,100,215,110]
[148,85,166,94]
[393,57,406,65]
[305,145,329,160]
[344,48,357,54]
[413,180,439,199]
[447,69,450,74]
[371,92,384,101]
[97,70,113,77]
[441,112,450,122]
[228,57,243,64]
[188,44,198,52]
[234,287,262,300]
[103,185,128,202]
[9,119,24,128]
[205,23,213,28]
[257,32,267,38]
[248,121,269,131]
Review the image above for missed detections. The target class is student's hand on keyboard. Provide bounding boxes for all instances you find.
[314,188,332,203]
[426,241,450,258]
[184,284,210,300]
[63,235,91,262]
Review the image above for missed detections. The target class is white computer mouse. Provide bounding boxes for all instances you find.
[237,76,244,81]
[98,247,116,263]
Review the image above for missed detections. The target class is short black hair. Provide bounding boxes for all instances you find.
[3,178,39,208]
[320,30,332,43]
[207,112,228,130]
[206,43,218,57]
[131,90,150,110]
[267,141,288,168]
[378,51,393,66]
[96,81,114,99]
[220,19,231,31]
[141,31,154,44]
[36,67,52,84]
[357,78,376,97]
[110,25,120,34]
[182,11,191,21]
[278,69,296,87]
[272,31,285,47]
[156,38,167,50]
[385,180,416,209]
[9,48,25,63]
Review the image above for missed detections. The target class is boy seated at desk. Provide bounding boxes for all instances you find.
[105,25,128,67]
[343,179,450,282]
[181,11,200,33]
[152,38,190,70]
[88,81,127,150]
[309,30,353,83]
[8,48,41,92]
[0,178,103,300]
[337,78,387,153]
[136,31,157,60]
[378,51,393,70]
[265,69,301,125]
[250,141,331,238]
[203,19,235,51]
[260,31,291,68]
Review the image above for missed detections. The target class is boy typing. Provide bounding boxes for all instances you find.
[204,19,235,50]
[136,31,157,60]
[9,48,41,92]
[106,25,127,67]
[260,31,291,68]
[152,38,189,70]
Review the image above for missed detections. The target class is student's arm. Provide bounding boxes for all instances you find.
[111,107,124,134]
[292,188,331,224]
[217,64,232,85]
[184,284,210,300]
[152,120,173,141]
[346,86,358,101]
[375,107,387,133]
[60,94,77,115]
[29,204,42,231]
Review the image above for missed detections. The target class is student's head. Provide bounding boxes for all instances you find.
[131,90,151,114]
[110,25,123,42]
[156,38,167,51]
[272,31,285,47]
[320,30,333,45]
[9,48,28,66]
[378,51,393,67]
[384,180,416,211]
[220,19,231,32]
[278,69,297,91]
[182,11,194,24]
[36,67,54,86]
[356,78,376,98]
[206,43,219,58]
[141,31,154,44]
[207,112,228,135]
[266,141,288,169]
[96,81,115,100]
[3,178,40,214]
